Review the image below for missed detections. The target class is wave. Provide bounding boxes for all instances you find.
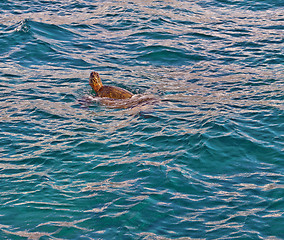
[80,93,158,110]
[0,1,283,239]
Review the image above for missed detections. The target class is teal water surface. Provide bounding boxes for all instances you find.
[0,0,283,239]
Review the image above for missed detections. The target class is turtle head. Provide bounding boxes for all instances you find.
[89,71,103,92]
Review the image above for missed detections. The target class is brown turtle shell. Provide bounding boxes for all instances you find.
[97,85,133,99]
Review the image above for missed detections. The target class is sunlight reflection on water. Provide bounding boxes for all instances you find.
[0,0,283,239]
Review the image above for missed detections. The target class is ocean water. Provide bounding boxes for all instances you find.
[0,0,283,239]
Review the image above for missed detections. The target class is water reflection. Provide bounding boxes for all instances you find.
[0,0,283,239]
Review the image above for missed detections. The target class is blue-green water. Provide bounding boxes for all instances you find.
[0,0,283,239]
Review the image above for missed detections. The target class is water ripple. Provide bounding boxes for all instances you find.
[0,0,283,239]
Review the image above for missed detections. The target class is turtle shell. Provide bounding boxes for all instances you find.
[97,85,133,99]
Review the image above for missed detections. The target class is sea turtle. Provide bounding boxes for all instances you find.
[89,71,133,99]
